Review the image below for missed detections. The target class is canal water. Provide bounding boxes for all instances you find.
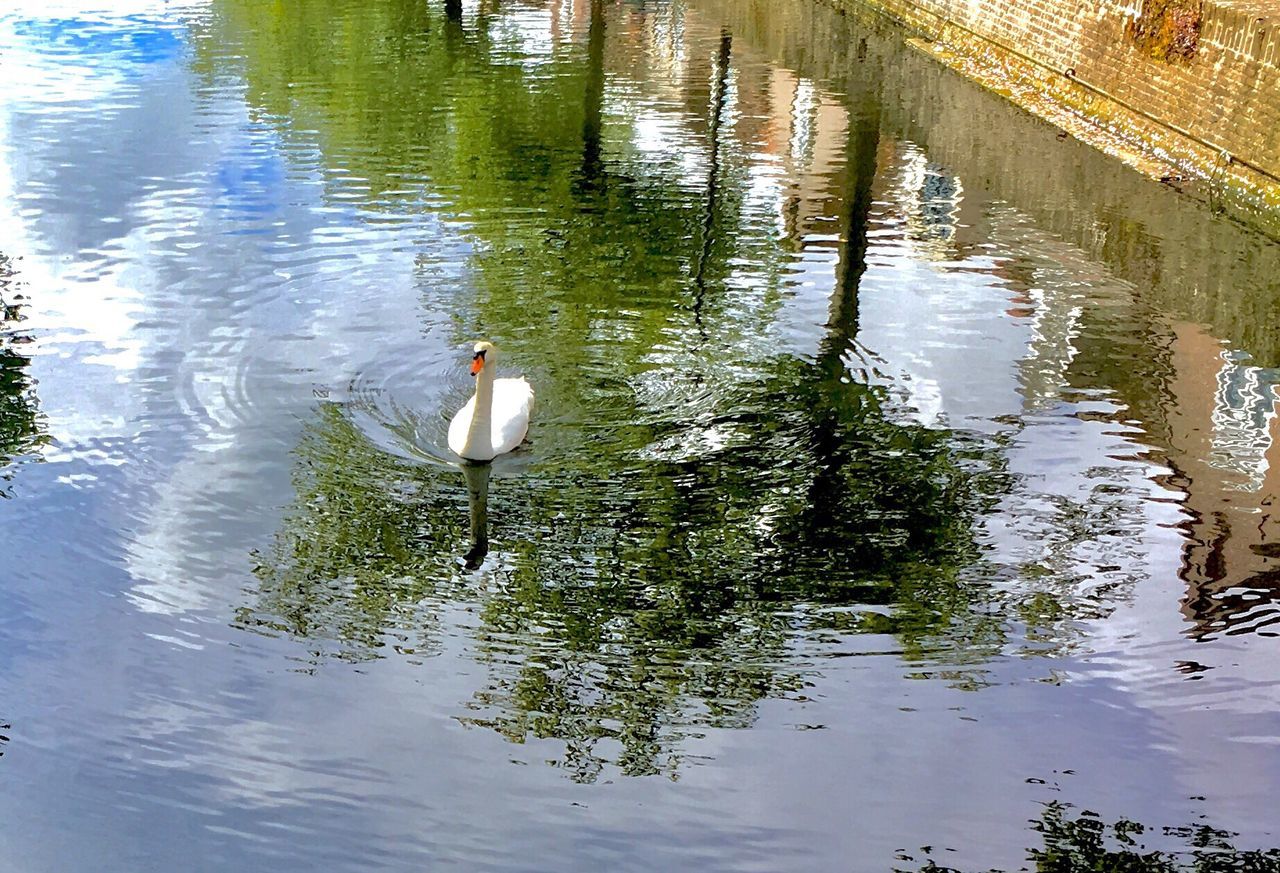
[2,0,1280,869]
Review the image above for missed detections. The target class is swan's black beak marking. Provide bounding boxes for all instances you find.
[470,350,486,375]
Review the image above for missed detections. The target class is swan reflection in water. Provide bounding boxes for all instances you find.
[461,460,491,570]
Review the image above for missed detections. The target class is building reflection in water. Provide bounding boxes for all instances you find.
[632,0,1280,645]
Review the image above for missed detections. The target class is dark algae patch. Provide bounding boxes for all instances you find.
[1127,0,1203,62]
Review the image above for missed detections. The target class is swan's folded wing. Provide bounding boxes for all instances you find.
[491,377,534,455]
[447,394,477,457]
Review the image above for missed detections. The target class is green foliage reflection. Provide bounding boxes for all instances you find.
[245,358,986,778]
[219,0,1003,776]
[0,252,43,489]
[898,801,1280,872]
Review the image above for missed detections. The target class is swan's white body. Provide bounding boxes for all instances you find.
[448,343,534,461]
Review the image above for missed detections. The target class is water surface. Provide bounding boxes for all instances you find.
[3,0,1280,870]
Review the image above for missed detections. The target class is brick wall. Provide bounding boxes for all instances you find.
[852,0,1280,188]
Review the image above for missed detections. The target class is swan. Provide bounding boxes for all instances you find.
[447,341,534,461]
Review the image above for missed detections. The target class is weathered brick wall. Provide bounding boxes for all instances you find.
[863,0,1280,181]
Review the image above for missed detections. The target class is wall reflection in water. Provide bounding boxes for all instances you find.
[712,0,1280,643]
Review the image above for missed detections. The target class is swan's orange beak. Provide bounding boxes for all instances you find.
[470,353,485,375]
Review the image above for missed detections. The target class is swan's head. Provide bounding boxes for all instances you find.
[470,340,496,375]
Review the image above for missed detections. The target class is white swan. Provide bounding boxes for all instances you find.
[448,341,534,461]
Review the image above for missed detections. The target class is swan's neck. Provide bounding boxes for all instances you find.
[462,368,495,458]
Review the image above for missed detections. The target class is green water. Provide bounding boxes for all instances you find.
[2,0,1280,869]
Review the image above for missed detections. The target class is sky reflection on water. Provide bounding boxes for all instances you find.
[1,0,1280,870]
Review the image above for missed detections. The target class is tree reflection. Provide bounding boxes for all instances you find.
[219,0,1003,777]
[897,801,1280,872]
[238,404,471,661]
[573,0,607,197]
[0,252,43,491]
[690,28,732,336]
[247,368,982,777]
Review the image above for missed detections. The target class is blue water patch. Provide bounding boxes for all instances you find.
[12,15,185,71]
[215,128,287,221]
